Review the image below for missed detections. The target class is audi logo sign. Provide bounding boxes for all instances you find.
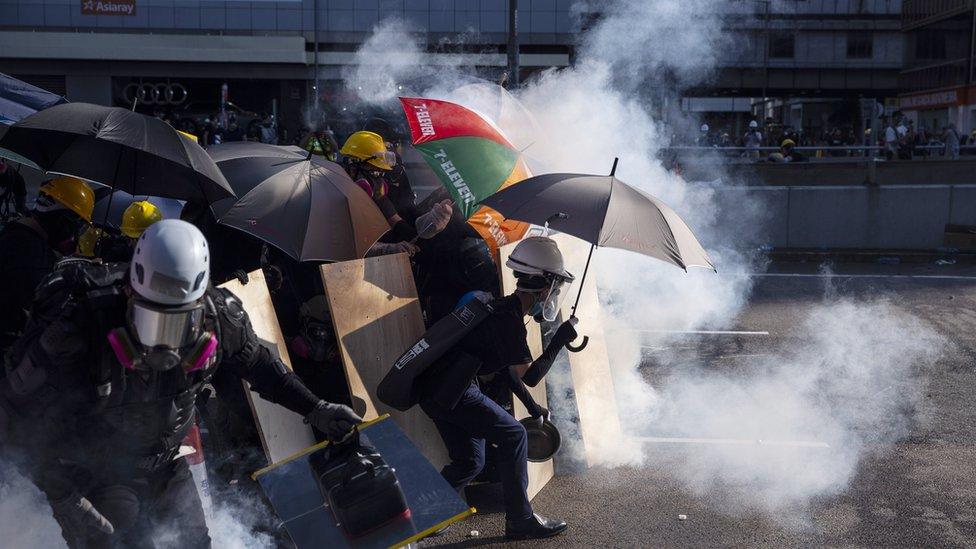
[123,82,189,106]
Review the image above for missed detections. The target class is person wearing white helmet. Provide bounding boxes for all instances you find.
[743,119,763,158]
[409,236,578,540]
[0,219,360,548]
[697,123,713,146]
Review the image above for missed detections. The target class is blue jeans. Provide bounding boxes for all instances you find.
[421,381,532,521]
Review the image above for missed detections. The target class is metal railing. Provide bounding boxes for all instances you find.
[665,144,976,161]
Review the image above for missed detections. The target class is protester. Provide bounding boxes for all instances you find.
[0,219,361,548]
[414,236,578,540]
[339,130,452,257]
[0,176,93,350]
[943,123,960,160]
[300,122,339,161]
[883,117,898,160]
[742,120,763,158]
[0,158,27,218]
[780,139,808,163]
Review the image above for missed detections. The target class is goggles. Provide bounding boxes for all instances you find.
[517,272,568,323]
[127,298,204,349]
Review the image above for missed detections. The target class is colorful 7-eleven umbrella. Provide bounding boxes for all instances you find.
[399,96,530,255]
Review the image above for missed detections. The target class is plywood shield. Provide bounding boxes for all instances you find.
[549,233,624,467]
[499,242,554,500]
[219,269,316,464]
[319,253,449,469]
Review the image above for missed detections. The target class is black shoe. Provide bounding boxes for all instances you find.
[505,513,568,540]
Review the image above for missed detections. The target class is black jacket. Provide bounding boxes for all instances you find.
[0,262,320,498]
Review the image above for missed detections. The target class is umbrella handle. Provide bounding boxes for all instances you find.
[566,335,589,353]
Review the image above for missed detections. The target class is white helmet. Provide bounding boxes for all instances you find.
[506,236,574,282]
[749,120,759,129]
[130,219,210,305]
[700,124,709,132]
[506,237,574,322]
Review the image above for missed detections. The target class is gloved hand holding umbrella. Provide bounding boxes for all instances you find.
[479,158,715,351]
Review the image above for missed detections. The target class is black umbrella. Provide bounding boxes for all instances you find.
[207,142,390,262]
[480,159,714,351]
[0,102,233,204]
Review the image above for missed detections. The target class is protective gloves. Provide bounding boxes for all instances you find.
[366,241,420,257]
[51,492,115,540]
[522,318,579,387]
[306,400,363,441]
[415,199,454,239]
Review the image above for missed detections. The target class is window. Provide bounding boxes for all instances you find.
[846,32,873,59]
[769,31,795,59]
[915,30,947,60]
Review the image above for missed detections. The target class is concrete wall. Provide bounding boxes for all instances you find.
[717,184,976,250]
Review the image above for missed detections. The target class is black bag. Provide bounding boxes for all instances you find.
[377,295,492,411]
[307,431,410,538]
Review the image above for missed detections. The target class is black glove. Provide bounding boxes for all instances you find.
[550,317,579,349]
[51,492,115,541]
[231,269,249,285]
[306,400,363,440]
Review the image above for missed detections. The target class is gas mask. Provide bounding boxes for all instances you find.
[107,297,217,374]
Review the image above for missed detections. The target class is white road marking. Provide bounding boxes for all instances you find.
[746,272,976,281]
[635,436,830,449]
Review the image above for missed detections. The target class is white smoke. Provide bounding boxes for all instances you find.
[0,468,67,548]
[340,0,947,522]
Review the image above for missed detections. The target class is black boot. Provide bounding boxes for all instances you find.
[505,513,568,540]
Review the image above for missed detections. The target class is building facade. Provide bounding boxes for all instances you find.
[0,0,575,139]
[900,0,976,134]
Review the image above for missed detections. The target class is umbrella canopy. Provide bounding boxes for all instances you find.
[208,142,389,262]
[0,73,67,126]
[0,102,233,204]
[480,171,714,271]
[399,96,529,254]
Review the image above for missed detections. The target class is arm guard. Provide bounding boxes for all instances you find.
[522,340,562,388]
[213,288,321,416]
[506,365,543,417]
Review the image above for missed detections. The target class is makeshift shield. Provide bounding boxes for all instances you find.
[253,415,474,548]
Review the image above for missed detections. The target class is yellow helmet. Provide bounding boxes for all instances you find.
[120,200,163,239]
[77,226,103,257]
[340,131,394,171]
[39,176,94,223]
[781,139,796,148]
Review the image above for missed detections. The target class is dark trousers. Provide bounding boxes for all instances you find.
[63,457,211,549]
[420,381,532,522]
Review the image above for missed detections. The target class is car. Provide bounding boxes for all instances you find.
[173,100,261,136]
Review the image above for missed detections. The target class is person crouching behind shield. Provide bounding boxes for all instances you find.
[417,236,580,540]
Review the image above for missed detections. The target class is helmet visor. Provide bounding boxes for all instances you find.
[128,299,204,349]
[539,278,567,322]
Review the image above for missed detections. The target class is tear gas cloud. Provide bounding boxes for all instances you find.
[344,0,948,520]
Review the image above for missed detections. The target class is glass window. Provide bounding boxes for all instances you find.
[769,31,795,59]
[846,32,873,59]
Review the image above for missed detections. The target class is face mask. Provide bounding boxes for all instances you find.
[108,298,217,373]
[530,279,565,323]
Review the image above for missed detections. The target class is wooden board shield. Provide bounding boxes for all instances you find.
[549,233,624,467]
[498,242,554,500]
[219,269,316,464]
[319,253,449,469]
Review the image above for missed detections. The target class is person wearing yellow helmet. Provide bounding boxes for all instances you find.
[0,175,93,345]
[120,200,163,239]
[780,138,808,163]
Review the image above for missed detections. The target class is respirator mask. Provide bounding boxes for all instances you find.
[107,297,217,374]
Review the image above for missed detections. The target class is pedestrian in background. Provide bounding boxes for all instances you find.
[743,120,763,158]
[943,123,960,160]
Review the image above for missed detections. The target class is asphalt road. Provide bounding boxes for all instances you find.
[423,262,976,548]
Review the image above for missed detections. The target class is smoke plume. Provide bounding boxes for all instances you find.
[342,0,948,521]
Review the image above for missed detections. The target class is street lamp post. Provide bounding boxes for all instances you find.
[508,0,520,88]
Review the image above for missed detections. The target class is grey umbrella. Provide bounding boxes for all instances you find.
[480,158,714,350]
[208,142,390,262]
